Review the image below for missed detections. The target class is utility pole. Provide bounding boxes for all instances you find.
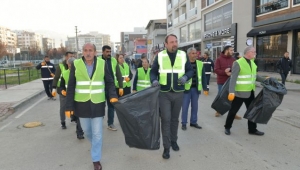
[75,26,79,57]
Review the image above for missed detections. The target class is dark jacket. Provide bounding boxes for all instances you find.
[184,61,208,93]
[201,58,214,74]
[52,60,68,88]
[135,58,143,68]
[116,63,133,88]
[214,53,235,84]
[277,57,293,74]
[65,56,117,118]
[150,50,194,92]
[36,61,56,80]
[101,56,123,92]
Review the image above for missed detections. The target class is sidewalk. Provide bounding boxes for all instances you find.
[0,79,45,121]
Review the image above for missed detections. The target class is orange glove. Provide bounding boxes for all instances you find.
[119,88,124,96]
[50,73,55,77]
[110,98,118,103]
[61,90,67,96]
[51,89,57,97]
[125,77,130,82]
[65,111,74,118]
[203,91,209,96]
[228,93,235,101]
[41,62,46,66]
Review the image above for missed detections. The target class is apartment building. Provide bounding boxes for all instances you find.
[15,30,45,57]
[247,0,300,74]
[0,26,17,54]
[120,27,147,55]
[167,0,201,52]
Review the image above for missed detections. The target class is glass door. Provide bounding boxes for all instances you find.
[211,46,222,61]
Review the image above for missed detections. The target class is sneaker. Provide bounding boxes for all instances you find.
[48,97,56,101]
[215,112,221,117]
[107,124,117,131]
[234,115,242,120]
[61,122,67,129]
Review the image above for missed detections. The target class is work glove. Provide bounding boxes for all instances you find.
[50,73,55,77]
[61,90,67,97]
[119,88,124,96]
[110,98,118,103]
[125,77,130,82]
[203,91,209,96]
[52,89,57,97]
[65,111,74,118]
[152,80,159,87]
[178,75,188,85]
[228,93,235,101]
[41,62,46,66]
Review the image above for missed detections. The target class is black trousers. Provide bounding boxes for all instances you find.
[205,74,211,90]
[116,87,131,98]
[224,91,257,133]
[42,80,53,97]
[280,73,288,85]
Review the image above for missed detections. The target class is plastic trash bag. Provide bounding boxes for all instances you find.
[244,78,287,124]
[211,78,232,115]
[112,86,160,150]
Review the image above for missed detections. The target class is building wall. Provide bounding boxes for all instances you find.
[0,26,17,53]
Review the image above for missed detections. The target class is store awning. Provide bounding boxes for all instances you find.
[247,22,288,37]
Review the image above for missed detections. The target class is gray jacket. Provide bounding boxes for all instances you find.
[229,59,265,98]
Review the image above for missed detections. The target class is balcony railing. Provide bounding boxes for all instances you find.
[187,7,197,18]
[256,0,289,15]
[295,0,300,5]
[168,3,172,11]
[173,0,179,7]
[173,17,179,25]
[179,13,186,22]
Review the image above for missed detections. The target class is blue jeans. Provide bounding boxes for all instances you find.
[106,93,115,126]
[217,84,224,94]
[79,117,103,162]
[181,87,200,125]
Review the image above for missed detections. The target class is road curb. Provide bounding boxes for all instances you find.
[8,89,44,113]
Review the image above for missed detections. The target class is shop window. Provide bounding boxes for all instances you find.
[256,34,288,72]
[180,26,187,43]
[189,20,201,41]
[293,31,300,74]
[207,0,214,6]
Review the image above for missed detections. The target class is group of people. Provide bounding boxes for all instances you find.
[35,33,292,170]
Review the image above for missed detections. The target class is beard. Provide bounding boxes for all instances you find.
[171,46,177,52]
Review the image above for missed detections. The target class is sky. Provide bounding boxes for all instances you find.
[0,0,166,46]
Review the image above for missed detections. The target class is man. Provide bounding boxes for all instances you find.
[201,52,214,91]
[225,46,266,136]
[182,48,209,130]
[65,43,118,170]
[214,46,241,119]
[100,45,122,131]
[52,51,73,129]
[150,34,193,159]
[36,55,56,100]
[276,52,293,85]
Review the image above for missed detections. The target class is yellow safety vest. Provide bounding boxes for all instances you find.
[118,63,131,88]
[235,57,257,92]
[62,69,70,89]
[185,60,203,91]
[137,67,151,91]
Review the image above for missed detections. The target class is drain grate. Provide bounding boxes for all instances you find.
[273,116,300,128]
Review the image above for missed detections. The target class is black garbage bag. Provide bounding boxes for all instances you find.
[211,78,232,115]
[244,78,287,124]
[112,86,160,150]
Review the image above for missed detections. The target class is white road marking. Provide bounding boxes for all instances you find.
[0,121,13,132]
[15,96,47,119]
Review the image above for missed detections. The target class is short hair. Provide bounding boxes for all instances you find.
[244,46,254,55]
[115,53,124,62]
[141,57,149,63]
[164,34,177,43]
[204,52,210,56]
[187,47,197,54]
[67,57,76,65]
[222,45,232,54]
[44,55,49,58]
[65,51,73,56]
[82,43,96,51]
[285,51,289,54]
[141,53,147,59]
[102,45,111,52]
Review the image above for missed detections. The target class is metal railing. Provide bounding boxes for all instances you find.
[179,13,186,22]
[256,0,289,15]
[173,17,179,25]
[188,7,197,18]
[168,3,172,11]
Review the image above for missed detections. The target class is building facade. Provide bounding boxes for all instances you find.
[247,0,300,74]
[120,27,147,55]
[145,19,167,63]
[0,26,17,54]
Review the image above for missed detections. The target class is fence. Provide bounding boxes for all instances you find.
[0,67,43,89]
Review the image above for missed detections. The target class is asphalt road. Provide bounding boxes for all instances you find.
[0,82,299,170]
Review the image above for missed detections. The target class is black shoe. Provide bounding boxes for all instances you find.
[190,123,202,129]
[77,134,84,139]
[162,148,170,159]
[249,130,264,136]
[182,125,187,131]
[171,141,179,151]
[61,122,67,129]
[225,129,231,135]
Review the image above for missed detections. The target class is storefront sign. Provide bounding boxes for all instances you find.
[204,3,232,31]
[259,31,266,35]
[204,28,231,39]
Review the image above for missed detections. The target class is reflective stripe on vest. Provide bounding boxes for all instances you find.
[185,60,203,91]
[158,50,186,87]
[74,58,105,104]
[119,63,131,88]
[136,67,151,91]
[235,57,257,92]
[62,70,70,89]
